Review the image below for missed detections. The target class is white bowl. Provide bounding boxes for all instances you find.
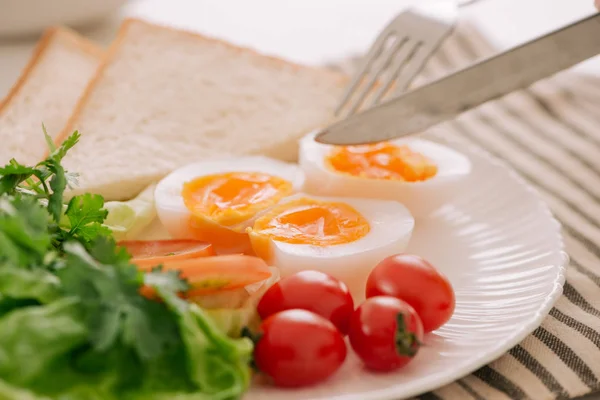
[0,0,127,37]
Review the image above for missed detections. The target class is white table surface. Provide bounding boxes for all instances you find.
[0,0,598,398]
[1,0,599,97]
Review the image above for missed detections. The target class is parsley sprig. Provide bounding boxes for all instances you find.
[0,129,189,360]
[0,128,252,399]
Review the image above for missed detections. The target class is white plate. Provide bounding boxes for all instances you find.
[245,139,567,400]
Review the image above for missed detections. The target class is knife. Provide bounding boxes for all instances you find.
[315,12,600,145]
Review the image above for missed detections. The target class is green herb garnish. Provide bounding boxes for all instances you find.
[0,129,252,400]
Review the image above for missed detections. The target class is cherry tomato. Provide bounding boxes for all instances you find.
[366,254,455,333]
[257,270,354,334]
[120,239,215,269]
[253,309,347,387]
[349,296,423,372]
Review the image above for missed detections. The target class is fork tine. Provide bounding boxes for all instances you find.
[334,27,394,116]
[367,40,422,107]
[393,41,445,97]
[336,1,460,119]
[343,36,407,117]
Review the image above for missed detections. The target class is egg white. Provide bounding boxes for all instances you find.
[299,130,472,218]
[248,193,415,302]
[154,156,305,240]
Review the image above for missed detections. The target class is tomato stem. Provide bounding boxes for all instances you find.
[241,326,262,344]
[241,326,263,372]
[394,313,420,357]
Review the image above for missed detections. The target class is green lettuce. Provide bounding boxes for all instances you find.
[158,289,253,398]
[0,267,61,316]
[0,268,60,304]
[0,291,253,400]
[0,298,87,386]
[103,184,157,241]
[0,131,253,400]
[0,380,50,400]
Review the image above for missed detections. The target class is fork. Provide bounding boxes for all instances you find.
[335,0,480,118]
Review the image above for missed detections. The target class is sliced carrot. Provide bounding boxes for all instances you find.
[119,239,215,270]
[176,255,272,297]
[141,254,272,298]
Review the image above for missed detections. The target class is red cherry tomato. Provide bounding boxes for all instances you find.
[253,309,347,387]
[349,296,423,372]
[257,270,354,334]
[366,254,455,333]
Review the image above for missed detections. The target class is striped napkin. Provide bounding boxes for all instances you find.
[330,22,600,400]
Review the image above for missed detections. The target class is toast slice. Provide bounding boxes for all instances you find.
[57,18,347,201]
[0,27,103,166]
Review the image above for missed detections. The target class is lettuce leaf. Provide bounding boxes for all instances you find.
[0,284,252,400]
[103,184,157,241]
[0,267,61,316]
[157,288,253,399]
[0,268,60,304]
[0,380,49,400]
[0,298,87,386]
[0,196,51,267]
[0,130,253,400]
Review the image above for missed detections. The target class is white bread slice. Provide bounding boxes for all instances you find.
[0,27,103,166]
[57,18,347,201]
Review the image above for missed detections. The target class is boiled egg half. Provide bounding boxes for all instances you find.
[299,131,471,218]
[154,156,304,254]
[247,193,414,301]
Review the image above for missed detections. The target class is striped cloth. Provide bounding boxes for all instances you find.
[330,22,600,400]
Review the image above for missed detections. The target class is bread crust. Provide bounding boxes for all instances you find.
[0,26,103,113]
[55,18,349,152]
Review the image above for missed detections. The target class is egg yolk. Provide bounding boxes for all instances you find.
[182,172,294,254]
[326,142,437,182]
[249,197,370,261]
[182,172,294,227]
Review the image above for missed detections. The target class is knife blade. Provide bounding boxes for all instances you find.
[316,12,600,145]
